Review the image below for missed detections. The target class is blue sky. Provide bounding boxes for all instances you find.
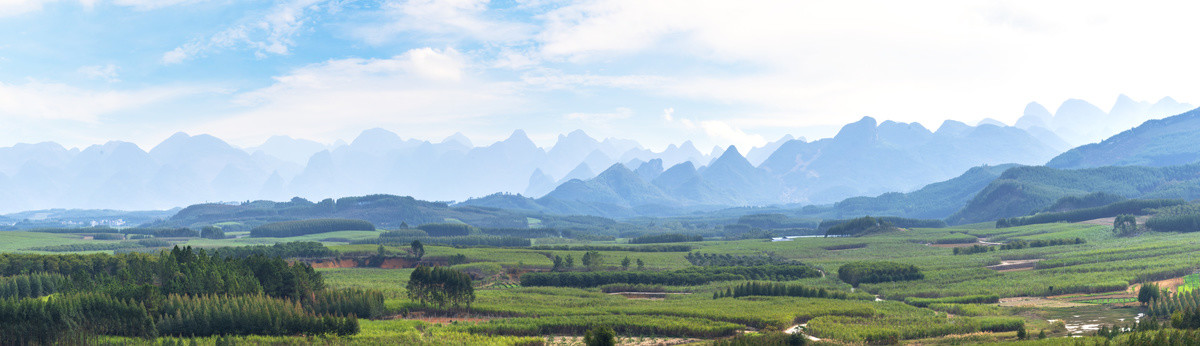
[1,0,1197,151]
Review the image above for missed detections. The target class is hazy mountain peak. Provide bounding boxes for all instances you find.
[442,132,473,147]
[350,128,404,149]
[935,120,972,136]
[834,116,879,143]
[977,118,1006,127]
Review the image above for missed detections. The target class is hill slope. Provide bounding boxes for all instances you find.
[1047,107,1200,169]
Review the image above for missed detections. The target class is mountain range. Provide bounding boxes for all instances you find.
[0,96,1189,217]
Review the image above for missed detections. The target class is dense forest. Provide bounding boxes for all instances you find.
[0,246,384,343]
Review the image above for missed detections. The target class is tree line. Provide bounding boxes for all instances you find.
[837,261,923,287]
[996,199,1184,228]
[530,244,691,252]
[521,265,821,288]
[685,252,792,266]
[628,233,703,244]
[406,266,475,309]
[250,218,375,238]
[712,281,873,300]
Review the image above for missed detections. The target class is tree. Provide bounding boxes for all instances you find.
[1114,214,1138,236]
[565,254,575,268]
[621,256,631,270]
[583,326,616,346]
[1139,282,1161,305]
[1037,329,1046,339]
[552,255,564,271]
[200,226,225,239]
[1017,326,1027,339]
[410,240,425,260]
[377,245,389,257]
[406,266,475,309]
[636,258,644,270]
[582,251,602,270]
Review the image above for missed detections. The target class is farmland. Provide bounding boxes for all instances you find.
[5,215,1200,345]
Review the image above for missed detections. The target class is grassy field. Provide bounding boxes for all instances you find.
[9,218,1200,344]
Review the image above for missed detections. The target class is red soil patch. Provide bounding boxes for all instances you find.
[309,258,358,268]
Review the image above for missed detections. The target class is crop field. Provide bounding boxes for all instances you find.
[7,216,1200,345]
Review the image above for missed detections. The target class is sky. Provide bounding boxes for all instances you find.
[0,0,1198,152]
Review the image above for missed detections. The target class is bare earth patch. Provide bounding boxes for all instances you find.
[999,297,1088,308]
[1079,216,1150,226]
[544,336,700,346]
[988,259,1041,272]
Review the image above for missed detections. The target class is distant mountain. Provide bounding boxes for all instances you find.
[759,117,1060,204]
[1047,107,1200,169]
[246,135,330,166]
[746,135,796,166]
[947,163,1200,224]
[1014,95,1193,146]
[818,164,1017,220]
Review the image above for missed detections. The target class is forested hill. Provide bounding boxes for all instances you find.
[150,194,617,231]
[1047,107,1200,169]
[804,164,1017,220]
[947,163,1200,224]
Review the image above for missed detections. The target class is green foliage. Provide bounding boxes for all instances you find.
[1115,214,1139,236]
[628,233,703,244]
[999,237,1086,250]
[824,216,898,236]
[820,216,946,231]
[303,289,386,319]
[213,242,336,259]
[712,332,807,346]
[1141,282,1162,306]
[837,261,923,287]
[417,223,474,237]
[1146,203,1200,232]
[0,273,68,299]
[1043,192,1129,212]
[520,265,821,288]
[950,163,1200,224]
[250,219,375,238]
[685,252,793,266]
[410,240,425,260]
[406,266,474,309]
[158,294,357,337]
[478,227,559,238]
[529,244,691,252]
[354,234,531,247]
[0,292,157,344]
[465,314,742,339]
[713,281,873,300]
[200,226,225,239]
[903,294,999,307]
[996,199,1183,227]
[122,228,199,238]
[952,244,994,255]
[583,326,615,346]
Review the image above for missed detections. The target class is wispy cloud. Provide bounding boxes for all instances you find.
[77,64,120,82]
[0,80,207,122]
[161,0,329,64]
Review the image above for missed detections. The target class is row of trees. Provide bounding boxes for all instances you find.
[685,252,790,266]
[158,294,358,337]
[355,235,531,247]
[824,216,896,237]
[0,272,68,299]
[213,241,336,259]
[712,281,870,300]
[0,292,157,344]
[406,266,475,309]
[995,199,1184,228]
[250,218,376,238]
[999,238,1085,250]
[521,265,822,288]
[530,244,691,252]
[837,261,923,287]
[628,233,703,244]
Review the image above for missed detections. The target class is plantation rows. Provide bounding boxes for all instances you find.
[520,265,822,288]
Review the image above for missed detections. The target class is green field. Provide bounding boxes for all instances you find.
[7,218,1200,344]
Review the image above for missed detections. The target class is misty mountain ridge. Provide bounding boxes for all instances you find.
[0,95,1182,215]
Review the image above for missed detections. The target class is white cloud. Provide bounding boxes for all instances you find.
[356,0,535,45]
[0,80,204,122]
[565,107,631,123]
[161,0,326,64]
[197,47,521,143]
[0,0,205,17]
[77,64,119,82]
[530,0,1200,129]
[699,120,766,151]
[661,107,673,122]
